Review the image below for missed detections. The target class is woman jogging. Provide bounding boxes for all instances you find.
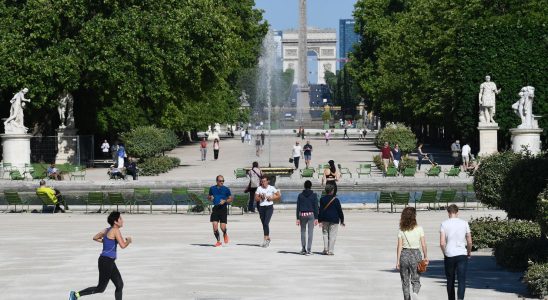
[70,212,132,300]
[396,207,428,300]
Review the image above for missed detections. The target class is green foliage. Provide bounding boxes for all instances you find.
[325,66,361,116]
[373,154,415,171]
[473,151,521,209]
[121,126,179,158]
[139,156,179,176]
[350,0,547,146]
[374,123,417,154]
[524,262,548,298]
[494,237,547,271]
[469,216,541,250]
[537,186,548,238]
[502,155,548,220]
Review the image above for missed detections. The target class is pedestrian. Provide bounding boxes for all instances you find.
[255,135,262,157]
[461,142,471,171]
[392,143,402,169]
[101,140,110,159]
[318,184,344,255]
[117,143,126,169]
[396,207,429,300]
[199,138,207,161]
[213,138,220,160]
[296,180,318,255]
[417,143,434,170]
[324,130,330,145]
[291,141,303,169]
[343,127,349,139]
[440,204,473,300]
[208,175,233,247]
[240,129,245,143]
[245,128,251,145]
[247,162,262,213]
[303,141,313,168]
[37,179,69,212]
[322,160,340,196]
[69,212,132,300]
[381,142,392,173]
[300,127,305,140]
[255,176,281,248]
[260,131,265,146]
[451,140,461,167]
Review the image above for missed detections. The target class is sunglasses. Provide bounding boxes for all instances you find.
[217,180,224,182]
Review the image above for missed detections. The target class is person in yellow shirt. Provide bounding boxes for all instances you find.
[37,180,69,212]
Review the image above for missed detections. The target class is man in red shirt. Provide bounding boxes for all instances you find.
[380,142,393,173]
[200,138,207,161]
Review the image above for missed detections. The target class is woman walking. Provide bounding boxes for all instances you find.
[396,207,428,300]
[213,138,220,160]
[318,184,344,255]
[200,138,207,161]
[255,176,281,247]
[69,212,132,300]
[296,180,318,255]
[247,161,262,213]
[322,160,340,196]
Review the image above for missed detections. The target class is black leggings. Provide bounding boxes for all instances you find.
[79,256,123,300]
[258,205,274,236]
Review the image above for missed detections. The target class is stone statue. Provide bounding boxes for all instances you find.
[58,92,75,129]
[512,86,536,129]
[4,88,31,133]
[239,90,249,104]
[478,75,501,124]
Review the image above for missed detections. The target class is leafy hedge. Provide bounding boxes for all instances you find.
[121,126,179,158]
[469,216,541,250]
[538,187,548,237]
[373,154,416,171]
[494,237,548,271]
[139,156,180,176]
[524,262,548,298]
[374,123,417,154]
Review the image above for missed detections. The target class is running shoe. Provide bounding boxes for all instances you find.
[223,234,229,244]
[411,292,420,300]
[322,250,328,255]
[300,249,306,255]
[69,291,77,300]
[305,251,312,256]
[214,241,222,247]
[264,239,270,248]
[327,252,334,256]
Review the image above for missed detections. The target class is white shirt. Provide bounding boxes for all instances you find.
[461,144,471,157]
[440,218,471,257]
[292,145,302,158]
[101,142,110,153]
[240,130,246,137]
[256,185,278,206]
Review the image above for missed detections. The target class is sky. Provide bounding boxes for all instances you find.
[254,0,358,31]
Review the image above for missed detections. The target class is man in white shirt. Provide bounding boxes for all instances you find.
[440,204,473,300]
[461,142,471,170]
[101,140,110,159]
[291,141,303,170]
[255,176,281,248]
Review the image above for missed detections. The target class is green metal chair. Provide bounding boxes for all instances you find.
[133,188,153,214]
[317,164,330,178]
[462,184,482,210]
[377,191,393,212]
[36,191,57,213]
[86,192,104,213]
[2,162,14,179]
[9,170,25,180]
[337,164,352,178]
[414,191,438,210]
[70,166,86,181]
[426,166,441,177]
[356,164,372,178]
[108,192,129,212]
[385,167,398,177]
[402,167,416,177]
[300,168,315,178]
[4,191,29,212]
[231,194,248,215]
[188,192,210,214]
[444,167,461,178]
[392,192,410,212]
[170,187,189,213]
[439,190,458,207]
[234,168,247,179]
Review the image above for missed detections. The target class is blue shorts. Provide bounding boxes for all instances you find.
[304,154,312,160]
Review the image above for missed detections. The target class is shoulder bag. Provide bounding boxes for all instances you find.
[402,232,428,273]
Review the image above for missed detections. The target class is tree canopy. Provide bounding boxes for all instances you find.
[0,0,268,136]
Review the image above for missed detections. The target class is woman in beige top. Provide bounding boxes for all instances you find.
[396,207,428,300]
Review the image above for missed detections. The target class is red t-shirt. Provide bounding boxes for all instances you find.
[381,146,391,159]
[200,141,207,148]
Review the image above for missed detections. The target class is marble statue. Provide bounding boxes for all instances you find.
[512,86,536,129]
[478,75,500,124]
[239,90,249,104]
[4,88,31,133]
[58,92,75,129]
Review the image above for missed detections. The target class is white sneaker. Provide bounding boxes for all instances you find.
[411,292,419,300]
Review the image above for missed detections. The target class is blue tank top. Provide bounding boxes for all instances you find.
[100,228,118,259]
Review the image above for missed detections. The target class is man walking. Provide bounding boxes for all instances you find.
[451,140,461,167]
[240,129,245,143]
[260,131,265,146]
[440,204,473,300]
[291,141,303,170]
[343,127,349,139]
[380,142,392,174]
[208,175,233,247]
[303,141,313,168]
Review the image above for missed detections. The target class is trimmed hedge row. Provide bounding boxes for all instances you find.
[139,156,180,176]
[373,154,417,171]
[469,216,541,250]
[523,262,548,298]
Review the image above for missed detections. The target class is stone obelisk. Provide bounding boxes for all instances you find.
[297,0,310,124]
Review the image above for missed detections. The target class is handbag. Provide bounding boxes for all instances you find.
[402,232,428,273]
[289,157,294,163]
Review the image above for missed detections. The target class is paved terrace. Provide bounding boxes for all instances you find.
[0,209,531,300]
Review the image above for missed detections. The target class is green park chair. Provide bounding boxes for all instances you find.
[356,164,372,178]
[234,168,247,179]
[392,192,410,212]
[317,164,330,178]
[385,167,398,177]
[108,192,129,212]
[402,167,416,177]
[444,167,461,178]
[231,194,248,215]
[439,190,458,207]
[426,166,441,177]
[170,187,189,214]
[2,162,14,179]
[462,184,482,210]
[377,191,393,212]
[414,190,438,210]
[36,191,57,213]
[337,164,352,178]
[9,170,25,181]
[133,188,153,214]
[70,166,86,181]
[188,192,210,214]
[86,192,104,213]
[300,168,315,178]
[4,191,29,212]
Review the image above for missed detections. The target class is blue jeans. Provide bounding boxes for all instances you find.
[444,255,468,300]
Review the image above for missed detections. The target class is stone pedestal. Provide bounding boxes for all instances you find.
[510,128,542,155]
[1,133,31,170]
[55,127,78,164]
[478,123,499,157]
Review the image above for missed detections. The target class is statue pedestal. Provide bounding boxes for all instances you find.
[478,123,499,157]
[510,128,542,155]
[55,127,78,164]
[1,133,31,172]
